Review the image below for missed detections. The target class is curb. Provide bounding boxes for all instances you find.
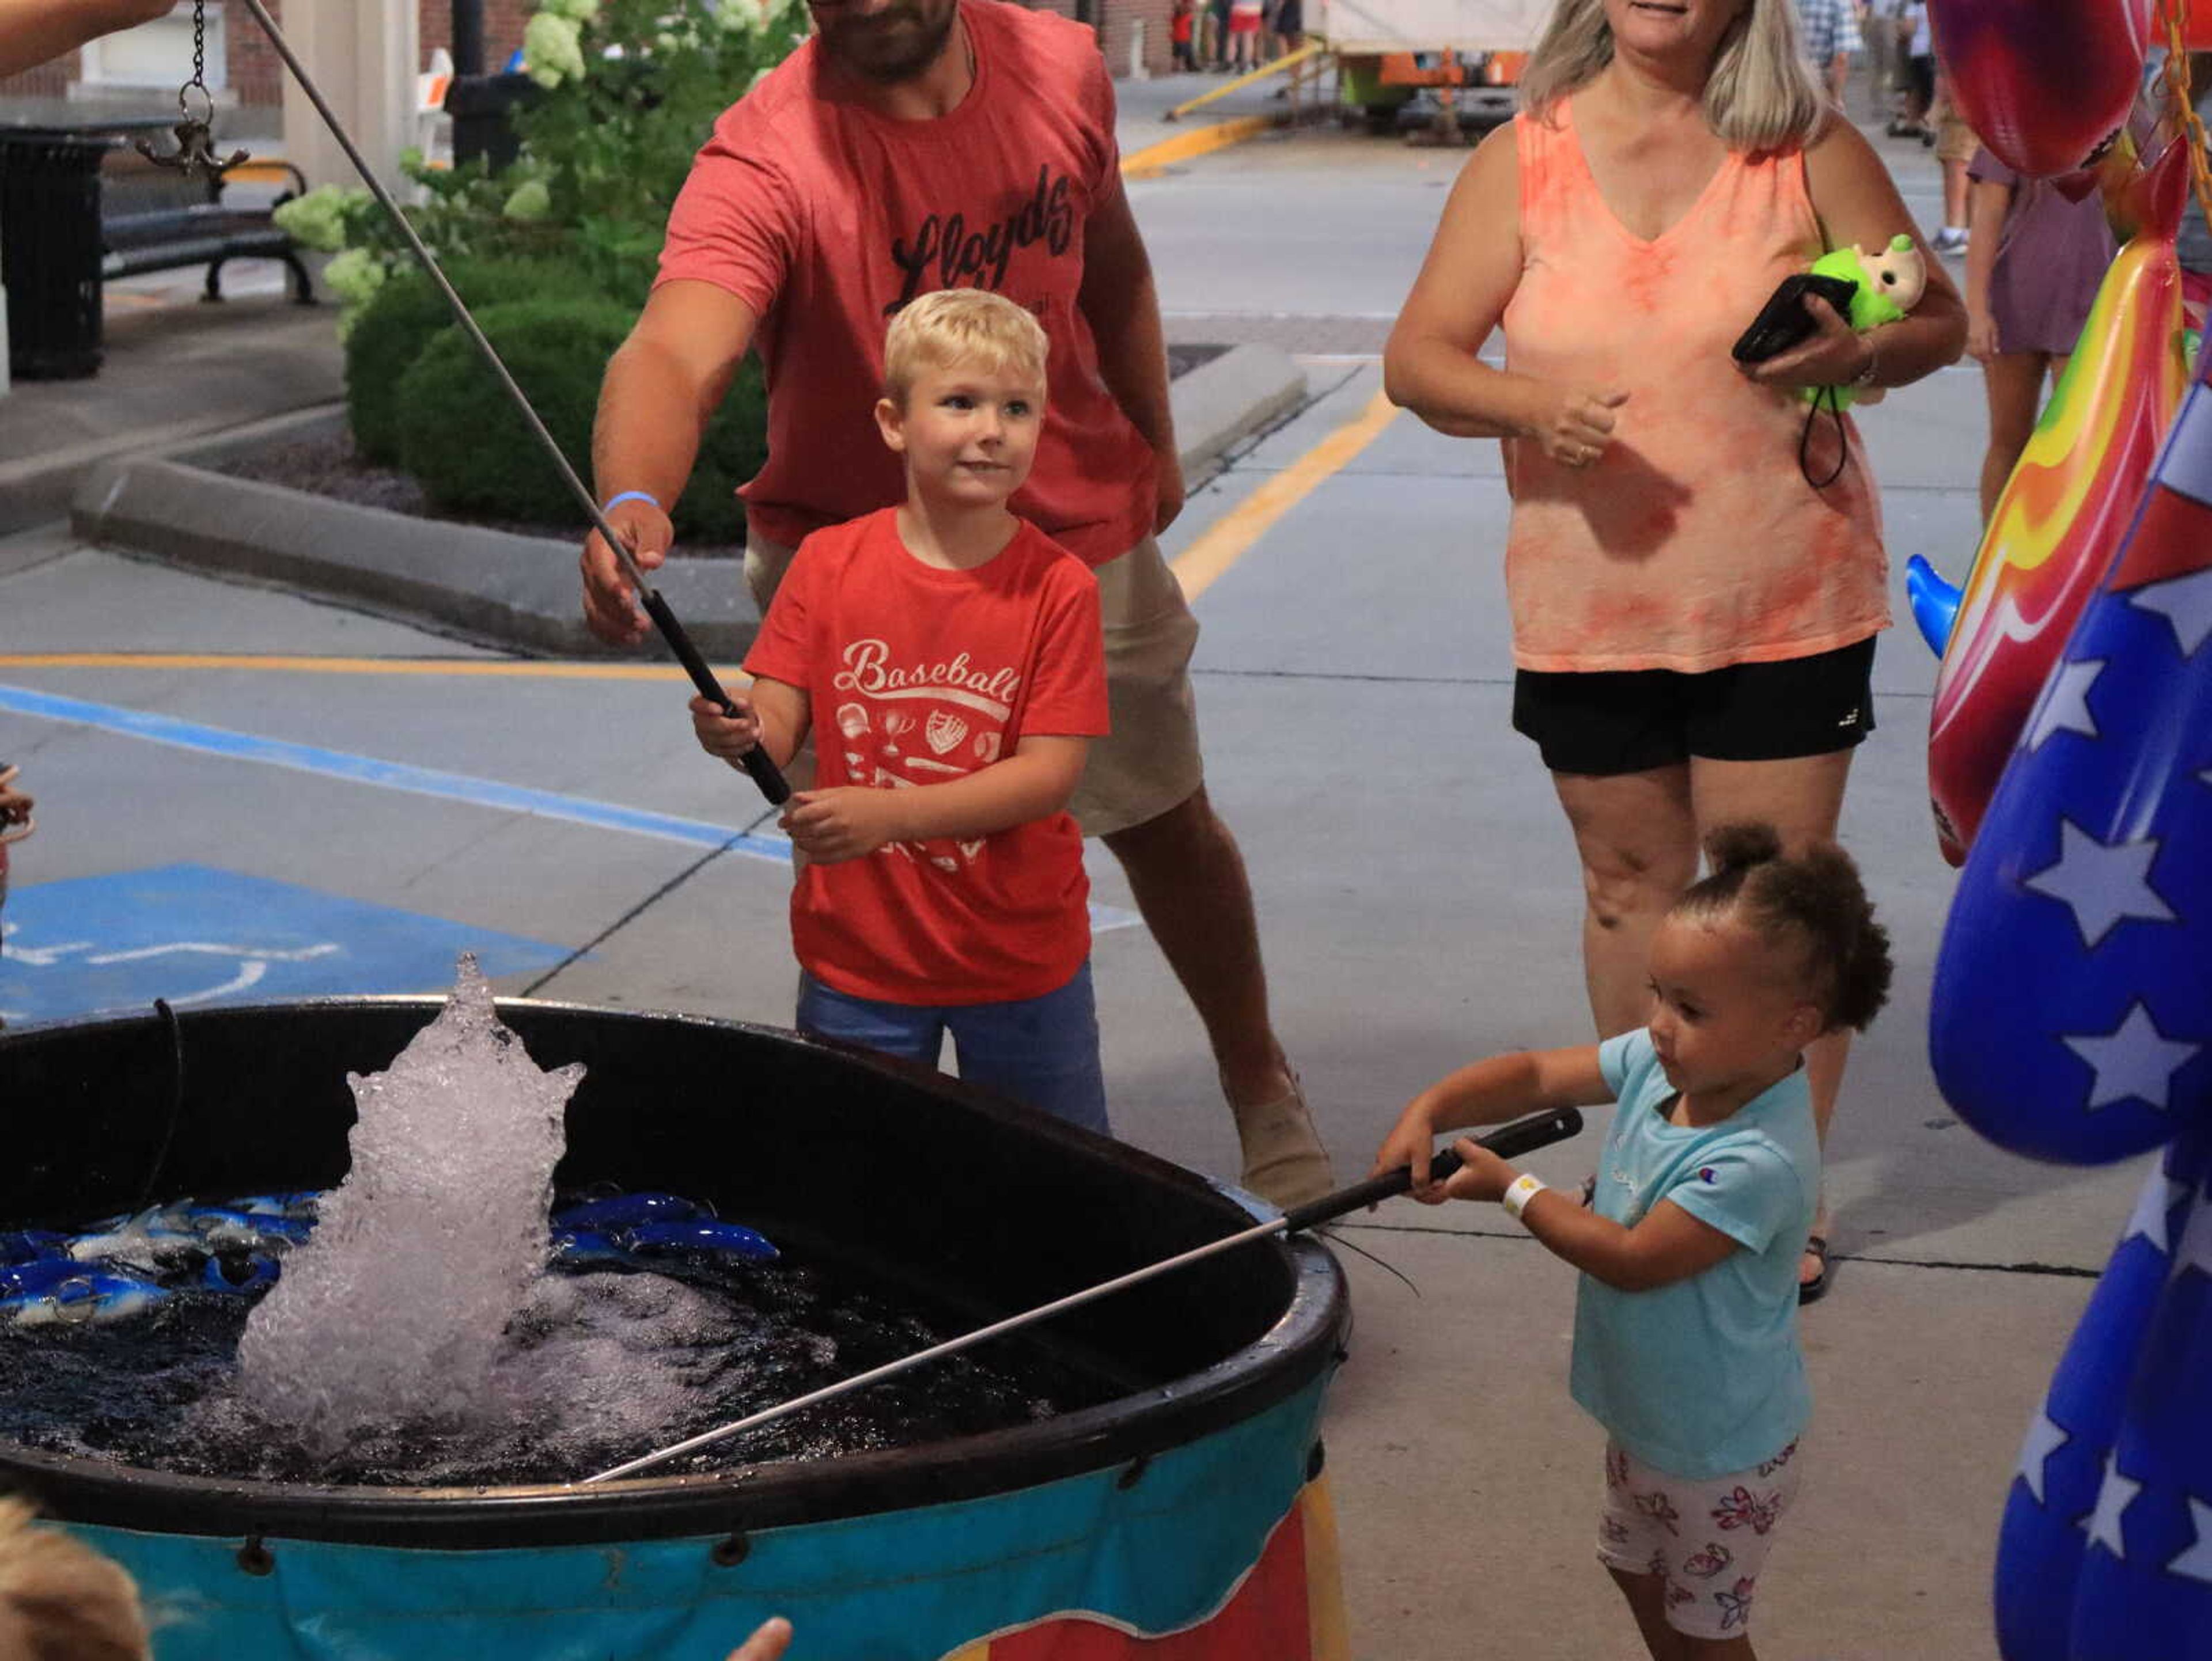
[70,343,1307,658]
[1122,114,1277,180]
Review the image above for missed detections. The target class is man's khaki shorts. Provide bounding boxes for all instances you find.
[744,530,1205,839]
[1934,97,1977,165]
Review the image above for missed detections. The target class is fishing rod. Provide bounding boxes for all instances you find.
[581,1104,1584,1484]
[233,0,789,808]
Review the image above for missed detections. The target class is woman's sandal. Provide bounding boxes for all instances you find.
[1798,1235,1832,1306]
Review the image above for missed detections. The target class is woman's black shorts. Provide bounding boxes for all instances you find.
[1511,636,1877,778]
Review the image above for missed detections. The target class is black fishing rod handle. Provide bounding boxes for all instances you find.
[641,589,793,806]
[1280,1105,1585,1235]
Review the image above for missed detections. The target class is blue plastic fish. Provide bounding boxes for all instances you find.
[65,1218,208,1272]
[171,1205,313,1249]
[0,1259,167,1326]
[626,1218,778,1264]
[0,1231,67,1268]
[226,1193,321,1222]
[551,1192,706,1233]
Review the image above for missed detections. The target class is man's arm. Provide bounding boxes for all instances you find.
[1077,177,1185,532]
[0,0,174,77]
[580,279,759,644]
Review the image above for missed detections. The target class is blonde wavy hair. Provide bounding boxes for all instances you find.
[0,1499,151,1661]
[1518,0,1828,154]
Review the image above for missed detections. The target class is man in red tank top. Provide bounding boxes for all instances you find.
[578,0,1333,1206]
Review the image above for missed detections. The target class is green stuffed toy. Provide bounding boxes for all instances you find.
[1804,232,1927,408]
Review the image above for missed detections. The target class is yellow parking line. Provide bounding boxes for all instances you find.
[0,653,744,682]
[1169,388,1399,601]
[1122,115,1275,180]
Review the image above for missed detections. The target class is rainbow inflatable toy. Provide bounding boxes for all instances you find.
[1927,244,2212,1661]
[1921,141,2194,864]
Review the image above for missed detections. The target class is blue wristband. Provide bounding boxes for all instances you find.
[601,490,662,515]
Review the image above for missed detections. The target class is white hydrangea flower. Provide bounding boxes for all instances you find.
[324,248,388,309]
[523,11,586,88]
[502,178,553,222]
[270,184,365,253]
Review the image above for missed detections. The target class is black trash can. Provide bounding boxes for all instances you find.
[0,130,118,381]
[444,72,544,173]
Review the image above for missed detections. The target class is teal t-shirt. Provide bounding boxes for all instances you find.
[1568,1028,1819,1480]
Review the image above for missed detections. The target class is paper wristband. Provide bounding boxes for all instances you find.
[1502,1172,1548,1221]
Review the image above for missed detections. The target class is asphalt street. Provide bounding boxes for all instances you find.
[0,88,2111,1659]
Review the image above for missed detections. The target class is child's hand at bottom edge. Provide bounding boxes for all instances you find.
[781,787,903,863]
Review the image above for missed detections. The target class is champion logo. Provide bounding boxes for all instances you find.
[1699,1167,1718,1183]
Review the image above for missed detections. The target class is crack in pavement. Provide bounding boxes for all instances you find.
[521,802,783,997]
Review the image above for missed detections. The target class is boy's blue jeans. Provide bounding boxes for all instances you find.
[796,962,1110,1136]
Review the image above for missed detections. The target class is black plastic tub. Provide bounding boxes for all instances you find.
[0,999,1350,1659]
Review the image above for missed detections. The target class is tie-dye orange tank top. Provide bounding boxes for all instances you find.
[1499,103,1889,673]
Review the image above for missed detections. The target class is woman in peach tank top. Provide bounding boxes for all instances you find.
[1384,0,1962,1319]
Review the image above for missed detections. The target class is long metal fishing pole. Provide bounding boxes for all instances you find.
[581,1105,1584,1485]
[234,0,788,807]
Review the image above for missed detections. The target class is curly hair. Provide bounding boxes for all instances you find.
[1673,822,1893,1033]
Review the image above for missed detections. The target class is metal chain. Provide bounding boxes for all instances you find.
[191,0,207,92]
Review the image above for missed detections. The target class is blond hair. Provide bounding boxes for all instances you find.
[0,1500,151,1661]
[882,289,1049,407]
[1518,0,1828,154]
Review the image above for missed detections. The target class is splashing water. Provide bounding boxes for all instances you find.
[234,955,582,1450]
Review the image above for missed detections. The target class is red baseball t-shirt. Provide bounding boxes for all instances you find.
[656,0,1159,568]
[744,509,1110,1006]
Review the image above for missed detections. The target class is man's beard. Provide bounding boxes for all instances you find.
[820,0,959,84]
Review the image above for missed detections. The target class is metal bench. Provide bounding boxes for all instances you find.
[99,155,315,306]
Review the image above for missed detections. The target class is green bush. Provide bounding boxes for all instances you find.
[396,295,767,540]
[346,260,597,466]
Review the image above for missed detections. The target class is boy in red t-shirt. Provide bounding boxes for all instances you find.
[691,291,1112,1131]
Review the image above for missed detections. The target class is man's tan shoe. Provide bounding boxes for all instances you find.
[1232,1076,1336,1208]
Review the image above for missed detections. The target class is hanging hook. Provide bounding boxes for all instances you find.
[134,1,250,181]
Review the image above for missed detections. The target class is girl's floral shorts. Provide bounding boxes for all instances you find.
[1595,1435,1802,1642]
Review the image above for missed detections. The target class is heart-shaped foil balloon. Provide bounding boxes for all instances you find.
[1933,0,2156,177]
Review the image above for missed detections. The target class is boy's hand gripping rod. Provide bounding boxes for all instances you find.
[581,1105,1583,1485]
[233,0,789,809]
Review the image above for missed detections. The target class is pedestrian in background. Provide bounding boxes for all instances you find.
[1860,0,1898,122]
[1171,0,1199,71]
[1791,0,1858,107]
[1226,0,1264,73]
[1963,144,2118,519]
[1894,0,1935,139]
[1929,70,1976,255]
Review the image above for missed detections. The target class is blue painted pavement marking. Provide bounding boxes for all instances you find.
[0,864,570,1026]
[0,683,1142,932]
[0,683,791,862]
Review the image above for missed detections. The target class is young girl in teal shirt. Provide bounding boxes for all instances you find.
[1373,823,1893,1658]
